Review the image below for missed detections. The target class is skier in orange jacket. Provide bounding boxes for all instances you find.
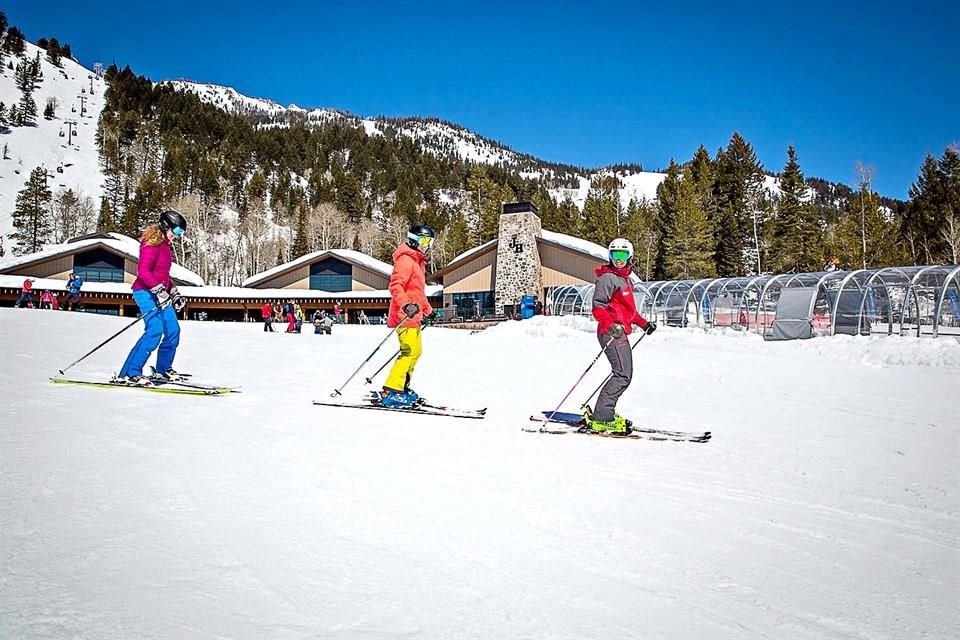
[379,224,435,408]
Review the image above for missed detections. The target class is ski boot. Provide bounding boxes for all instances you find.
[152,367,187,382]
[378,388,419,408]
[403,387,425,406]
[113,374,155,387]
[582,406,631,435]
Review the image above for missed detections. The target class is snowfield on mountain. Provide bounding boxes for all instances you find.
[2,308,958,639]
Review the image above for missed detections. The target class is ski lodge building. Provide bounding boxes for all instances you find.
[0,203,611,322]
[430,202,613,320]
[0,234,439,321]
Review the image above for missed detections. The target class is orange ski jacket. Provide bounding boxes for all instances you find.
[387,243,433,328]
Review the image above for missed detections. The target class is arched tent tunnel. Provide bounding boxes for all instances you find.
[562,265,960,339]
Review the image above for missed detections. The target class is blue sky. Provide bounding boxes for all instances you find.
[6,0,957,198]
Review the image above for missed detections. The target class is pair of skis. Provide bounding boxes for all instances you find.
[50,372,239,396]
[313,392,487,419]
[526,411,711,443]
[314,396,711,443]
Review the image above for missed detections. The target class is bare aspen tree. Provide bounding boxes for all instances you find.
[855,161,875,269]
[50,188,95,242]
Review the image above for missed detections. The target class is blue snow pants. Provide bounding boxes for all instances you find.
[119,289,180,377]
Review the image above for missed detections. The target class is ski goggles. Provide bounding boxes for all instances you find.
[609,250,631,262]
[172,226,185,237]
[408,232,434,248]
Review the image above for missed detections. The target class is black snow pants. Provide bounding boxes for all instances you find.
[592,330,633,423]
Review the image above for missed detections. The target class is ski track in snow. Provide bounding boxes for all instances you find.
[1,309,958,639]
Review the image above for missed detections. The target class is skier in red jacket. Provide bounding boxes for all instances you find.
[585,238,657,434]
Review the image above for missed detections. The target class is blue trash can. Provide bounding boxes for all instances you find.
[520,295,536,319]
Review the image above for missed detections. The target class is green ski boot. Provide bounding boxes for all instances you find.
[582,407,631,435]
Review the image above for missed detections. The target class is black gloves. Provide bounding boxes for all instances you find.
[608,323,625,339]
[150,284,170,306]
[403,303,420,318]
[645,321,657,335]
[170,286,186,312]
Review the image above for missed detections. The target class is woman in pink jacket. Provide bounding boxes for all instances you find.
[116,210,188,386]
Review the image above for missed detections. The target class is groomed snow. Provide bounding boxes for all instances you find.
[1,310,958,639]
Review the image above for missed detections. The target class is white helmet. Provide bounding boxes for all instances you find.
[608,238,634,263]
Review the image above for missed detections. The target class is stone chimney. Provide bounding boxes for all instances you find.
[494,202,543,315]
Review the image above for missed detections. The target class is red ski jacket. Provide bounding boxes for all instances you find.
[591,263,649,336]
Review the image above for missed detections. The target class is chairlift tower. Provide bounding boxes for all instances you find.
[64,120,77,146]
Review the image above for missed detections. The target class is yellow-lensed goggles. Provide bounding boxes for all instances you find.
[408,233,434,247]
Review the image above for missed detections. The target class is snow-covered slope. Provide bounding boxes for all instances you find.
[163,80,287,117]
[1,310,958,638]
[0,42,106,242]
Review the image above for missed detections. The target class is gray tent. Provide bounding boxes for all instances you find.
[767,287,817,341]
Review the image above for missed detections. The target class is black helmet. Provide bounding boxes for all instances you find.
[406,224,436,250]
[158,209,187,234]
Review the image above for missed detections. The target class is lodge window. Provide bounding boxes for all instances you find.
[73,248,124,283]
[451,291,495,319]
[309,258,352,292]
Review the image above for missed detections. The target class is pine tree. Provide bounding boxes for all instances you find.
[3,26,25,55]
[97,198,117,233]
[14,57,33,93]
[938,147,960,263]
[580,174,622,246]
[291,205,309,257]
[125,170,166,235]
[11,167,54,255]
[0,12,7,69]
[903,154,943,263]
[335,171,365,222]
[663,167,716,279]
[653,160,683,279]
[45,37,61,66]
[0,102,6,128]
[43,98,56,120]
[445,213,472,263]
[712,132,765,275]
[15,92,36,126]
[531,185,560,229]
[769,146,821,273]
[467,168,512,242]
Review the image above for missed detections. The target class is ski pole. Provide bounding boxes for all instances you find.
[579,332,647,409]
[364,349,399,385]
[543,334,617,429]
[57,305,163,375]
[364,325,428,385]
[330,324,404,397]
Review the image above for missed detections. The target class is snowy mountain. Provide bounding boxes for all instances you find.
[163,79,686,209]
[0,41,107,243]
[2,309,958,638]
